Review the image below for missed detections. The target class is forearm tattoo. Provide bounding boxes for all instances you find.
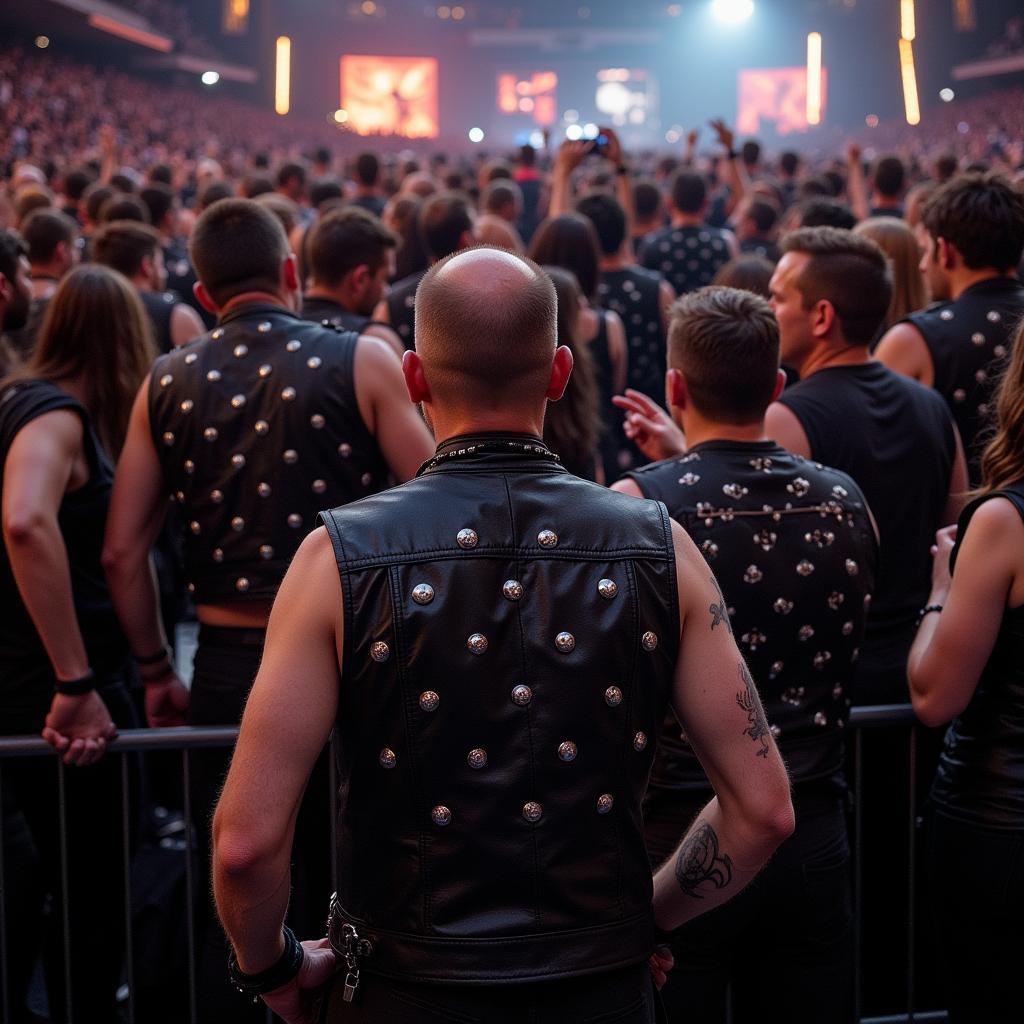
[709,575,731,633]
[675,821,734,899]
[736,660,770,758]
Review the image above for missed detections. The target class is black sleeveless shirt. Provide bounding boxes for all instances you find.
[931,481,1024,829]
[300,295,372,336]
[597,267,666,404]
[141,289,177,354]
[385,269,427,351]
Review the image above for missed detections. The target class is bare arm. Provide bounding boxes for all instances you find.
[371,298,391,325]
[353,335,435,481]
[361,322,405,359]
[944,426,969,527]
[845,143,870,223]
[611,389,686,462]
[606,311,628,397]
[610,477,644,498]
[170,303,205,348]
[548,140,591,220]
[658,280,676,337]
[709,120,751,221]
[874,321,934,386]
[764,400,812,458]
[652,521,794,930]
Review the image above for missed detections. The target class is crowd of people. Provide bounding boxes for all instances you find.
[2,39,1024,1024]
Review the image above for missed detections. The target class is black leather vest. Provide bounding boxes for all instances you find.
[319,435,679,983]
[300,295,372,336]
[149,302,389,604]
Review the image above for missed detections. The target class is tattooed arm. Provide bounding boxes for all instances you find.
[651,521,794,930]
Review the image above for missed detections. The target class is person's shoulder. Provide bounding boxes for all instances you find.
[0,378,81,441]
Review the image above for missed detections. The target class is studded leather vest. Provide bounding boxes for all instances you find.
[149,302,389,605]
[299,295,372,336]
[319,435,679,983]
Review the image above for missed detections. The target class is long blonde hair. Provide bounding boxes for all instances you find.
[854,217,928,331]
[979,318,1024,494]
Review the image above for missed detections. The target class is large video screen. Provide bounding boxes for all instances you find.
[497,71,558,126]
[340,55,439,138]
[737,67,827,135]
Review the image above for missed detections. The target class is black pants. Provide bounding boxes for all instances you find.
[644,789,853,1024]
[322,963,657,1023]
[927,809,1024,1024]
[1,678,139,1024]
[189,625,332,1024]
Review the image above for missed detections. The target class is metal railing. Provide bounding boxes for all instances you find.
[0,707,946,1023]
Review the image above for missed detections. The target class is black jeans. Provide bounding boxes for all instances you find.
[644,789,853,1024]
[322,963,657,1023]
[927,808,1024,1024]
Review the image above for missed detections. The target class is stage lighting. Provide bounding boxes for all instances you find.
[940,88,955,102]
[333,108,349,123]
[806,32,822,126]
[899,36,920,126]
[201,70,220,86]
[468,126,484,142]
[900,0,915,41]
[275,36,291,116]
[566,124,583,140]
[865,114,879,127]
[712,0,754,25]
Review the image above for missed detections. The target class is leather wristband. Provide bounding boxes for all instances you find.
[916,604,943,627]
[228,926,304,997]
[54,669,96,696]
[135,645,171,666]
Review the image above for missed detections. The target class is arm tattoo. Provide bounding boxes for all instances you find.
[709,575,731,633]
[674,821,734,899]
[736,660,770,758]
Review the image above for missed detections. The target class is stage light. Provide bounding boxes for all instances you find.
[35,35,50,49]
[468,126,484,142]
[333,108,349,123]
[437,4,450,18]
[665,128,681,143]
[865,114,879,127]
[361,0,377,13]
[898,36,920,126]
[806,32,822,126]
[563,109,579,123]
[940,87,955,102]
[583,122,598,137]
[452,5,465,19]
[201,70,220,86]
[712,0,754,25]
[900,0,915,41]
[566,124,583,140]
[275,35,291,116]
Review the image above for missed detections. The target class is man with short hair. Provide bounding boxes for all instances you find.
[614,285,876,1023]
[875,173,1024,484]
[639,171,737,297]
[632,178,665,254]
[92,220,205,351]
[211,246,794,1022]
[477,179,526,251]
[301,207,403,354]
[869,155,906,218]
[276,162,307,206]
[60,167,94,224]
[0,230,32,374]
[374,190,475,348]
[350,152,386,219]
[735,196,780,263]
[103,197,435,1022]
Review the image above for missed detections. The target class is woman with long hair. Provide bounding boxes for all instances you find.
[854,216,929,335]
[0,264,162,1021]
[529,213,627,483]
[908,318,1024,1022]
[541,266,601,480]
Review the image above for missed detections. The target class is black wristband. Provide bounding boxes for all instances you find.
[54,669,96,696]
[916,604,944,628]
[615,164,628,176]
[726,148,738,160]
[228,926,304,997]
[135,645,171,666]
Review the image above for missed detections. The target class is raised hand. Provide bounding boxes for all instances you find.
[612,389,687,462]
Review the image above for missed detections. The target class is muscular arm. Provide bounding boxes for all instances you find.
[652,522,794,930]
[606,311,629,396]
[658,280,676,337]
[371,298,391,325]
[764,400,812,458]
[361,322,405,359]
[874,322,934,386]
[944,426,969,526]
[170,303,205,348]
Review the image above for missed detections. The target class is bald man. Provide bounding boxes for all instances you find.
[212,247,793,1023]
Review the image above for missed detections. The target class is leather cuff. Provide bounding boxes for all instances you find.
[228,926,304,997]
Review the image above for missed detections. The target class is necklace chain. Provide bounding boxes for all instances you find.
[422,439,561,472]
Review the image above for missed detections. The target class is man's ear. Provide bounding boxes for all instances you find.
[402,350,432,405]
[771,368,786,403]
[350,264,371,291]
[811,299,836,338]
[666,367,688,411]
[282,253,300,293]
[546,345,574,401]
[937,237,958,272]
[193,280,219,315]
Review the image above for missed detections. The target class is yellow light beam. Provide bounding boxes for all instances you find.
[899,36,920,126]
[806,32,822,126]
[275,35,291,116]
[901,0,915,41]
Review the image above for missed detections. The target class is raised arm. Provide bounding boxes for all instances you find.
[548,140,592,219]
[709,119,751,220]
[652,521,794,930]
[845,143,870,223]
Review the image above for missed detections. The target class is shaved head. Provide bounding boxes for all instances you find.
[415,246,557,408]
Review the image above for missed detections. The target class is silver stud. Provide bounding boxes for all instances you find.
[597,793,614,815]
[412,583,435,605]
[987,310,1001,323]
[641,631,658,651]
[555,631,576,653]
[259,363,272,378]
[231,394,246,409]
[419,690,439,711]
[307,356,322,369]
[203,427,218,442]
[231,453,246,469]
[281,387,296,402]
[467,633,488,655]
[537,529,558,547]
[184,459,195,474]
[633,731,648,752]
[457,528,478,549]
[255,420,269,435]
[212,548,224,562]
[557,740,577,762]
[502,579,523,601]
[233,344,248,358]
[605,685,623,707]
[231,516,245,532]
[380,748,397,769]
[431,805,451,826]
[287,513,303,528]
[940,309,954,321]
[597,578,618,599]
[338,443,352,457]
[286,339,301,352]
[212,328,224,339]
[312,479,327,494]
[796,560,815,576]
[310,414,325,429]
[162,431,175,446]
[371,641,390,663]
[361,472,372,487]
[259,544,274,560]
[159,373,173,387]
[257,321,272,333]
[175,491,185,503]
[180,399,194,413]
[523,801,543,823]
[187,582,195,593]
[283,449,298,464]
[971,332,986,346]
[185,352,198,364]
[235,577,250,593]
[511,684,532,706]
[258,482,271,497]
[210,489,224,504]
[467,748,488,770]
[845,559,859,576]
[189,520,201,534]
[206,369,221,382]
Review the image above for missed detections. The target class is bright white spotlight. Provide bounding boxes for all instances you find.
[712,0,754,25]
[566,124,584,141]
[939,87,955,102]
[201,70,220,86]
[468,127,484,143]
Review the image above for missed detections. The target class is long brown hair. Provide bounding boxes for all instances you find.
[853,217,928,331]
[13,265,156,457]
[541,266,600,478]
[979,318,1024,494]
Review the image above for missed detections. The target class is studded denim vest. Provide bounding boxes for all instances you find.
[319,435,679,983]
[149,303,389,604]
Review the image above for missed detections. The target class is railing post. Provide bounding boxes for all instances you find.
[182,749,198,1024]
[854,724,864,1024]
[907,725,918,1021]
[57,757,73,1024]
[0,763,9,1024]
[121,752,136,1024]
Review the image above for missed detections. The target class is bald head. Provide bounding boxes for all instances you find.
[415,247,557,407]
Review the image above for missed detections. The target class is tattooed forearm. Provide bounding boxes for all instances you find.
[709,575,731,633]
[736,660,770,758]
[674,821,734,899]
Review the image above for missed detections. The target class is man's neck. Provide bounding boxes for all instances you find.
[304,285,355,312]
[599,254,630,272]
[680,416,769,449]
[871,194,901,210]
[355,184,378,198]
[219,291,290,316]
[949,267,1008,302]
[30,262,62,282]
[795,342,871,380]
[430,410,546,446]
[670,213,704,228]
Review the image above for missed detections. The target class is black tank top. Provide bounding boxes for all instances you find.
[931,481,1024,829]
[778,362,956,703]
[300,295,372,336]
[141,289,177,354]
[596,267,666,403]
[385,270,427,350]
